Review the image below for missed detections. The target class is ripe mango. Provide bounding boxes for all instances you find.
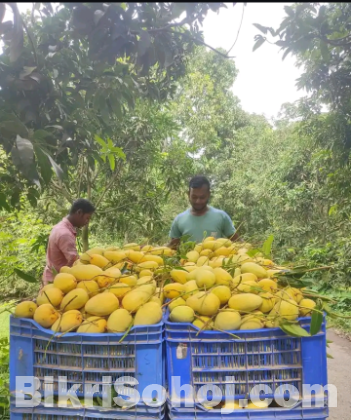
[70,265,103,282]
[233,273,258,286]
[54,273,77,294]
[196,269,216,289]
[90,254,110,269]
[211,286,231,305]
[77,316,107,333]
[214,311,241,331]
[170,269,188,284]
[134,302,162,325]
[258,292,276,313]
[85,292,119,316]
[182,280,199,300]
[120,275,137,287]
[104,251,126,263]
[257,279,278,293]
[299,299,316,316]
[60,289,89,312]
[15,301,37,318]
[186,291,204,312]
[86,247,104,256]
[128,251,145,264]
[228,294,263,313]
[34,304,59,328]
[60,266,72,274]
[37,287,64,307]
[76,280,100,297]
[186,251,199,263]
[107,283,131,298]
[197,293,220,316]
[107,309,133,332]
[141,255,164,265]
[197,256,210,267]
[170,306,195,323]
[271,298,299,321]
[237,280,259,294]
[169,297,186,312]
[213,267,232,286]
[241,262,267,279]
[164,283,185,299]
[122,289,153,313]
[52,310,83,333]
[193,316,213,330]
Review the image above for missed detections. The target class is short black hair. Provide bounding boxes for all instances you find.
[189,175,211,191]
[70,198,95,215]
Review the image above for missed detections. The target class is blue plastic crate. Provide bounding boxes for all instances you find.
[10,405,166,420]
[167,400,328,420]
[10,315,166,417]
[165,314,328,417]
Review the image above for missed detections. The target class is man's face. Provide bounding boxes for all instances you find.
[75,211,93,228]
[189,186,210,211]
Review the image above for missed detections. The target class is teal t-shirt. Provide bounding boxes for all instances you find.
[169,206,236,243]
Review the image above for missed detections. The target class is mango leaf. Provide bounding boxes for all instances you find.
[327,353,334,359]
[253,35,265,51]
[11,135,40,185]
[14,269,37,283]
[310,305,323,336]
[262,234,274,258]
[34,146,52,185]
[253,23,268,34]
[45,153,64,180]
[108,154,115,171]
[247,248,261,257]
[279,320,311,338]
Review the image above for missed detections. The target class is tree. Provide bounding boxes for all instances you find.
[0,2,233,211]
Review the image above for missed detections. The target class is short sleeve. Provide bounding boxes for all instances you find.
[57,234,78,266]
[222,212,236,238]
[169,216,182,239]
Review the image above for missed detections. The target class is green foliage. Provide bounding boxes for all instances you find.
[0,2,231,210]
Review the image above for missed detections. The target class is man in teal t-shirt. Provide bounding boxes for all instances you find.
[168,176,237,248]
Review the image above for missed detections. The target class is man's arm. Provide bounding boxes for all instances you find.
[167,216,182,249]
[222,212,241,242]
[57,234,79,266]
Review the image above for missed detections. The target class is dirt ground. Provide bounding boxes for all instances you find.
[326,330,351,419]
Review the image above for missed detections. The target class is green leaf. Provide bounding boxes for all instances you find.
[262,234,274,258]
[253,35,265,51]
[247,248,261,257]
[14,269,37,283]
[45,153,64,180]
[310,308,323,336]
[279,320,311,337]
[94,135,107,148]
[11,135,40,185]
[327,353,334,359]
[108,154,115,171]
[320,40,331,61]
[253,23,268,34]
[34,146,52,185]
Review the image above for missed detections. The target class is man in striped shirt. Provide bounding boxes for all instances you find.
[42,199,95,285]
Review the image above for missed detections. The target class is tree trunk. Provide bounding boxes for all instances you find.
[82,164,92,252]
[82,225,89,252]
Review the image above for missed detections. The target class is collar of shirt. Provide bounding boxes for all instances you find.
[61,217,77,237]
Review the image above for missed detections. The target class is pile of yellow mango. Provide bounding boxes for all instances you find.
[13,238,317,335]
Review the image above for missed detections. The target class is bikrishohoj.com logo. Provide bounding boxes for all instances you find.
[14,375,337,413]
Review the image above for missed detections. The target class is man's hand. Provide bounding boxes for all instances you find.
[167,238,181,250]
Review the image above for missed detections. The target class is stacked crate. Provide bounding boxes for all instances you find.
[165,316,329,420]
[10,315,165,420]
